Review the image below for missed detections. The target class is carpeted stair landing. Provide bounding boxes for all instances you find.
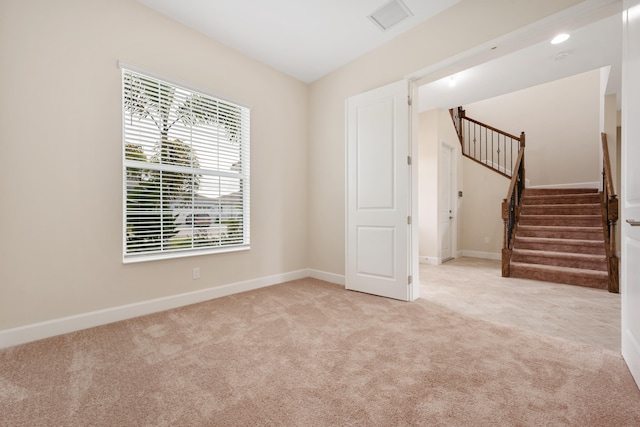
[510,187,608,289]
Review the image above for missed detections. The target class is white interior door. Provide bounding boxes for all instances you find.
[346,80,414,301]
[621,0,640,388]
[439,142,454,262]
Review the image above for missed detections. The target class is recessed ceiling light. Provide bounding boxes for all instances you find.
[551,33,570,44]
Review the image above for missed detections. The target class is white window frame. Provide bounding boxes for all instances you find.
[121,66,250,263]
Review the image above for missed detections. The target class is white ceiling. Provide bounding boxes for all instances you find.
[137,0,462,83]
[137,0,622,111]
[418,11,622,111]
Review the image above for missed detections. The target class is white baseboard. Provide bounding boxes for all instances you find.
[419,256,440,265]
[528,181,599,189]
[0,268,333,350]
[307,269,345,286]
[622,327,640,388]
[460,250,501,260]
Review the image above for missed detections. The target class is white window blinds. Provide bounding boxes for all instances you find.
[122,69,250,262]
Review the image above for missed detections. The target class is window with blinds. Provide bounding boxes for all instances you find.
[122,69,250,262]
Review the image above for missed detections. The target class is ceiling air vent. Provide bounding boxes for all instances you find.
[368,0,413,32]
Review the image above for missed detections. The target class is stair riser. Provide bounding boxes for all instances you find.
[523,195,601,205]
[510,266,608,289]
[517,228,604,240]
[513,240,606,255]
[520,206,600,215]
[511,253,608,271]
[524,188,598,196]
[519,217,602,227]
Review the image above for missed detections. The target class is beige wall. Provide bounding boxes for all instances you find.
[463,69,602,187]
[418,111,439,261]
[461,159,510,257]
[423,69,605,258]
[0,0,588,332]
[418,109,464,263]
[420,109,506,261]
[308,0,585,275]
[0,0,308,329]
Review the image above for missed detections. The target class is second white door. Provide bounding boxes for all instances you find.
[346,80,414,301]
[439,142,455,262]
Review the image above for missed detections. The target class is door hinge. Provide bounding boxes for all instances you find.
[407,216,412,225]
[407,156,412,165]
[408,275,413,285]
[408,96,412,106]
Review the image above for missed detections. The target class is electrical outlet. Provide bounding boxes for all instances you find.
[192,267,200,279]
[484,237,490,243]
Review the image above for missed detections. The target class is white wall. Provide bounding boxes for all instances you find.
[0,0,308,332]
[463,69,602,187]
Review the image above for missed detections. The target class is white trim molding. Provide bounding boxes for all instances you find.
[0,269,346,349]
[419,256,441,265]
[528,181,599,189]
[460,250,501,260]
[307,269,345,286]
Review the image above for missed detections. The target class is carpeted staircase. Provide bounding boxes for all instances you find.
[510,188,608,289]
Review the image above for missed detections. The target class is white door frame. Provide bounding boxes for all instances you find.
[621,0,640,387]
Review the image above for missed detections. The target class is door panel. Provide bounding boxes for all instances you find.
[621,0,640,387]
[346,80,412,301]
[357,226,395,279]
[357,101,395,209]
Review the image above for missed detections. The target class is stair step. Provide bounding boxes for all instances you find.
[523,193,601,205]
[519,214,602,227]
[513,236,606,255]
[509,187,610,290]
[516,225,604,240]
[511,249,608,271]
[520,203,600,215]
[510,262,608,289]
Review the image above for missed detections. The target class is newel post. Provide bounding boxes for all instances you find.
[519,132,526,187]
[501,198,510,277]
[458,107,465,146]
[608,195,620,293]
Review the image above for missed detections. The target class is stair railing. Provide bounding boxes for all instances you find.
[450,107,525,178]
[501,140,526,277]
[601,132,619,293]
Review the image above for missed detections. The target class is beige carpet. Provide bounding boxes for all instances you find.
[1,278,639,426]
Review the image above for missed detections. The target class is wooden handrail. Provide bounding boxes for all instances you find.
[602,132,615,199]
[601,132,619,293]
[504,148,525,204]
[462,116,523,141]
[449,107,464,147]
[450,107,524,179]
